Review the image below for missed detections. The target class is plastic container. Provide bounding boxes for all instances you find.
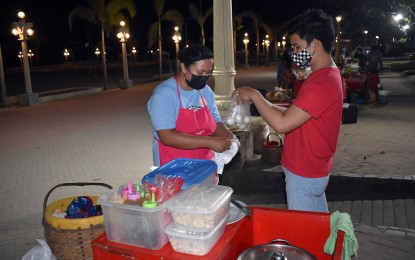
[168,184,233,232]
[98,184,172,250]
[378,90,390,105]
[142,159,217,190]
[165,213,229,256]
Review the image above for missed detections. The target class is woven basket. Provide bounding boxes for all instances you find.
[43,182,112,260]
[261,133,283,163]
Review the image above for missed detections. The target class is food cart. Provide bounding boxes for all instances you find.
[342,67,380,104]
[92,206,345,259]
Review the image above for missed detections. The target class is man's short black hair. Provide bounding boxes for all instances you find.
[177,43,214,67]
[285,9,335,53]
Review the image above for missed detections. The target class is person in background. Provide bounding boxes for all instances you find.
[277,55,284,87]
[281,49,295,90]
[147,43,235,167]
[232,9,343,212]
[354,47,366,68]
[366,45,383,73]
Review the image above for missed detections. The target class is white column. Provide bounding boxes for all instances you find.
[212,0,236,99]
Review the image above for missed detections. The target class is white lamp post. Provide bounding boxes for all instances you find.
[335,16,342,64]
[63,49,69,63]
[243,33,249,68]
[28,49,34,66]
[265,34,270,66]
[95,48,100,60]
[172,26,182,72]
[375,35,379,45]
[18,51,23,67]
[131,47,137,63]
[364,30,368,50]
[282,36,286,52]
[11,11,37,106]
[117,21,132,89]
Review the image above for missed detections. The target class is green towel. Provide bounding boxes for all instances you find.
[324,211,359,260]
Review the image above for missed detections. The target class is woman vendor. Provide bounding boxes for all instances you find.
[147,43,235,167]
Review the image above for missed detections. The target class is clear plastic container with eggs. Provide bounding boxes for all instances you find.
[223,94,251,130]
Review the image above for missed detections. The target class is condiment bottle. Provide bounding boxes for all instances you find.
[124,192,144,206]
[142,192,157,208]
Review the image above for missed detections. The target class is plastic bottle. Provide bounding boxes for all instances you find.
[142,192,157,208]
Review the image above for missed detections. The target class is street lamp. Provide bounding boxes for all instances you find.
[375,35,379,45]
[116,20,132,89]
[28,49,34,66]
[282,36,286,52]
[243,33,249,68]
[265,34,270,66]
[364,30,368,50]
[131,47,137,63]
[172,26,182,72]
[63,49,69,63]
[11,11,37,106]
[335,16,342,64]
[18,51,23,67]
[95,48,100,60]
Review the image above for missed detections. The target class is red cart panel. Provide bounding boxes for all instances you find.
[92,207,345,259]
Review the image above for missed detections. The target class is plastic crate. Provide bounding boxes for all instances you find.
[142,159,217,190]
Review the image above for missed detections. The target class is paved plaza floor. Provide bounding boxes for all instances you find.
[0,65,414,259]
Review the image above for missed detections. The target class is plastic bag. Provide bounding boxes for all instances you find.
[223,94,251,130]
[22,239,56,260]
[144,174,184,205]
[213,135,240,175]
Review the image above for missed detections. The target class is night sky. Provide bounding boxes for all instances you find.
[0,0,327,68]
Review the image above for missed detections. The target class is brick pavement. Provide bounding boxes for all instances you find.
[0,66,414,259]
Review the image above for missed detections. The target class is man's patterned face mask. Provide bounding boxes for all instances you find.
[291,45,314,69]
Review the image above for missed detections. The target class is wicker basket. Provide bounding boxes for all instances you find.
[261,133,283,163]
[43,182,112,260]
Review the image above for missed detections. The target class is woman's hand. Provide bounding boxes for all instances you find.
[209,137,232,153]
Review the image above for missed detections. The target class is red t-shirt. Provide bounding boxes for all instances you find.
[280,67,343,178]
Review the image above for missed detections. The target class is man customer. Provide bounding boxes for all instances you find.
[232,9,343,212]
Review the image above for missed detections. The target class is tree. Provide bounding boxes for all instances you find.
[68,0,136,90]
[148,0,183,81]
[188,1,213,45]
[235,10,273,66]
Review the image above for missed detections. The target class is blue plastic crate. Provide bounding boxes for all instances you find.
[142,159,217,190]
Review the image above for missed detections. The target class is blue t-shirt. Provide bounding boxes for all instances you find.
[147,77,221,165]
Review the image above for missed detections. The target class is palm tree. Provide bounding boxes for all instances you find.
[68,0,136,90]
[188,1,213,45]
[235,10,272,66]
[148,0,183,81]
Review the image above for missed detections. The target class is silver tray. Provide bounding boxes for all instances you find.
[227,200,247,225]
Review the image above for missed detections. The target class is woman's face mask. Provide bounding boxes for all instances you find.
[185,71,210,90]
[291,44,314,69]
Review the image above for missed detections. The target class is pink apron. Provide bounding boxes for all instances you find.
[157,77,217,166]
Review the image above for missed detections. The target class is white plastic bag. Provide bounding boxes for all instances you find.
[213,135,240,175]
[22,239,56,260]
[223,94,251,130]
